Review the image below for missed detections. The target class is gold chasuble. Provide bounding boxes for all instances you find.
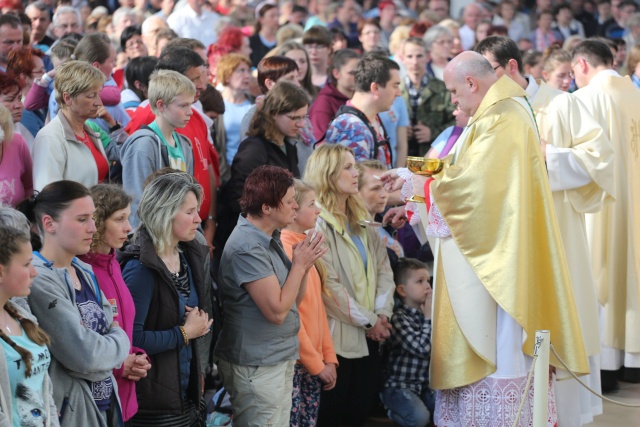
[429,76,589,390]
[573,73,640,354]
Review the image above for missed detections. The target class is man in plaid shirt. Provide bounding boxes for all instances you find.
[381,258,434,427]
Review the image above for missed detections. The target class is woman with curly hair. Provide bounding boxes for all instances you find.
[78,184,151,424]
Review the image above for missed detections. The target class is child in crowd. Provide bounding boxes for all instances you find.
[381,258,434,427]
[281,179,338,427]
[120,69,196,228]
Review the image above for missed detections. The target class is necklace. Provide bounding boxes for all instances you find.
[0,309,12,334]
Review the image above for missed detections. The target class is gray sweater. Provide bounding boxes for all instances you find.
[120,128,194,229]
[28,255,130,427]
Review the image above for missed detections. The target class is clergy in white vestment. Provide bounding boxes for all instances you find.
[419,52,590,427]
[571,39,640,391]
[475,36,615,427]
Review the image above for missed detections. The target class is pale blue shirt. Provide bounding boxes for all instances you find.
[380,96,410,167]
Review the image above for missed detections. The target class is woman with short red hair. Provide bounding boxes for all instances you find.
[215,165,326,427]
[7,47,46,144]
[0,72,36,151]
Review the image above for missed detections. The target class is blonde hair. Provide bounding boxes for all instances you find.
[355,159,386,190]
[54,60,105,108]
[388,25,411,56]
[0,104,13,145]
[304,145,369,232]
[542,44,571,75]
[216,53,252,86]
[136,172,202,254]
[627,43,640,77]
[148,70,197,115]
[292,179,328,291]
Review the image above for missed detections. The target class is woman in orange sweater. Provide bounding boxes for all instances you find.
[281,179,339,427]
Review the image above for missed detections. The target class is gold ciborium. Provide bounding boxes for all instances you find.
[406,156,443,176]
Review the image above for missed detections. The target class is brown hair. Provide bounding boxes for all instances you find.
[89,184,132,252]
[247,80,309,143]
[0,226,50,377]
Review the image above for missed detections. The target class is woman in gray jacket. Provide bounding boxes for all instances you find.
[31,61,109,191]
[18,180,130,427]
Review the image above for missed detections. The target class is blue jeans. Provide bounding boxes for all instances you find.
[381,387,434,427]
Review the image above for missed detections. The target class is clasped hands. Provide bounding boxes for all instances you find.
[366,314,392,342]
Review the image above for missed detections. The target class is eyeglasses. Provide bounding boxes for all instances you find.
[126,39,145,49]
[304,44,328,52]
[434,39,453,45]
[569,59,585,79]
[492,64,501,71]
[285,114,309,122]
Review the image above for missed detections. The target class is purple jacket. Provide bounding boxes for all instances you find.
[308,81,350,141]
[79,250,145,421]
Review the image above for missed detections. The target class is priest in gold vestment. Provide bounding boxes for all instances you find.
[474,36,615,426]
[571,40,640,391]
[424,52,589,427]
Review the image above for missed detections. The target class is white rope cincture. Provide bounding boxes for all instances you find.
[512,353,539,427]
[550,344,640,408]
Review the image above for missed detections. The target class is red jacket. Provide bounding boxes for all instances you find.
[125,104,220,220]
[308,81,350,141]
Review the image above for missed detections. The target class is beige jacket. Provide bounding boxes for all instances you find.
[318,209,395,359]
[32,112,107,191]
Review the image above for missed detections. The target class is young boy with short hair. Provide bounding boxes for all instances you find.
[120,69,196,227]
[381,257,434,427]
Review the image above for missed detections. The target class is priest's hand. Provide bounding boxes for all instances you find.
[412,174,429,198]
[380,169,405,192]
[540,138,547,159]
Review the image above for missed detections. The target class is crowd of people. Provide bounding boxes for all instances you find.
[0,0,638,426]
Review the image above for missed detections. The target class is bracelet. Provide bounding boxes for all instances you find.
[207,215,216,221]
[179,326,189,346]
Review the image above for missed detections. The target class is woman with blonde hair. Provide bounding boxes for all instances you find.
[0,104,32,207]
[541,44,572,92]
[626,43,640,88]
[217,53,254,168]
[32,60,108,191]
[120,172,213,426]
[304,144,395,426]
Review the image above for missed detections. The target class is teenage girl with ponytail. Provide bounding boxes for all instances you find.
[0,221,59,427]
[17,180,130,427]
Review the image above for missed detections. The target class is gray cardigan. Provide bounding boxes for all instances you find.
[32,112,107,192]
[120,128,194,229]
[28,255,130,427]
[0,300,60,427]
